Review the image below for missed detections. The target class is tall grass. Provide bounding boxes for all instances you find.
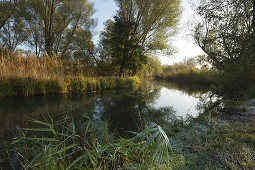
[0,52,65,79]
[157,64,214,84]
[3,111,177,169]
[0,52,141,97]
[0,76,141,97]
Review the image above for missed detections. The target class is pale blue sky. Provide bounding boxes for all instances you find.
[91,0,204,65]
[92,0,117,42]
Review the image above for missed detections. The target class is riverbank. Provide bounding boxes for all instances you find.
[2,99,254,169]
[170,98,255,169]
[0,81,254,169]
[156,64,214,85]
[0,76,141,97]
[0,109,176,169]
[171,114,255,169]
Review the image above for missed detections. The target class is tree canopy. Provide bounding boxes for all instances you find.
[99,0,181,77]
[0,0,96,59]
[193,0,255,95]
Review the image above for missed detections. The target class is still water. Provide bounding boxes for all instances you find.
[0,81,210,139]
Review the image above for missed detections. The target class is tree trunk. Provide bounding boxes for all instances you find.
[44,0,55,56]
[119,67,124,77]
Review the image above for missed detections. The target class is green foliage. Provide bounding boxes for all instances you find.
[157,64,214,84]
[99,0,181,76]
[0,76,141,97]
[137,56,163,79]
[194,0,255,97]
[0,0,96,60]
[2,110,176,169]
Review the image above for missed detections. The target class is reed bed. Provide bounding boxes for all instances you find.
[0,76,141,97]
[0,52,141,97]
[0,52,66,79]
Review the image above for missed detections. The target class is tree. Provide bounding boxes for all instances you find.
[100,0,181,77]
[0,11,29,50]
[137,56,162,78]
[98,20,118,75]
[0,0,18,30]
[24,6,45,56]
[0,0,30,51]
[193,0,255,96]
[195,54,212,69]
[182,57,197,67]
[25,0,96,56]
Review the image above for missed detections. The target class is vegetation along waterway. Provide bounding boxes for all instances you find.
[0,0,255,169]
[1,81,254,169]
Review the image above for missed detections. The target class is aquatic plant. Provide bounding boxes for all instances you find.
[4,110,177,169]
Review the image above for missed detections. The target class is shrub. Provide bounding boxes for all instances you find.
[157,64,214,84]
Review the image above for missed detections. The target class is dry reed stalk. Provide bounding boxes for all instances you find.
[0,52,66,79]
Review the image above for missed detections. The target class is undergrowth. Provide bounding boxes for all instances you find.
[1,103,254,169]
[157,64,214,84]
[171,113,255,169]
[1,109,177,169]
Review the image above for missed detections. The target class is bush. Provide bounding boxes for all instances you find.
[157,64,214,84]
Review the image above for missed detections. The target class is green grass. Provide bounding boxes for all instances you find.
[0,76,141,97]
[1,101,254,169]
[170,112,255,169]
[2,110,177,169]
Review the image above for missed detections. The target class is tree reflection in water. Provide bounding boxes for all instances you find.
[0,81,213,140]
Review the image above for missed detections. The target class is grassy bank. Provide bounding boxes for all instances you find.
[0,51,141,97]
[1,102,254,169]
[156,64,214,84]
[0,76,141,97]
[0,110,176,169]
[171,113,255,169]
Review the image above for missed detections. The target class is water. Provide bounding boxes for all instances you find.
[0,81,210,139]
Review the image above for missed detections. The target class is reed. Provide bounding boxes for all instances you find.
[0,52,66,79]
[0,52,141,97]
[0,76,141,97]
[4,111,176,169]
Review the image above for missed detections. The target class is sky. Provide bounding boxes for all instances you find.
[91,0,204,65]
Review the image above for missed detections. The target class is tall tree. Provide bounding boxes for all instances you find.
[194,0,255,95]
[25,0,96,56]
[25,12,44,56]
[0,16,29,50]
[100,0,181,77]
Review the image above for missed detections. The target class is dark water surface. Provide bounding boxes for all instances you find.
[0,81,211,139]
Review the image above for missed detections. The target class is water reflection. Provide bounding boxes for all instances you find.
[151,81,210,117]
[98,84,161,136]
[0,81,211,139]
[0,92,111,139]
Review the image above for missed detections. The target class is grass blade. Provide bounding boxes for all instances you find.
[141,131,159,151]
[65,155,84,170]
